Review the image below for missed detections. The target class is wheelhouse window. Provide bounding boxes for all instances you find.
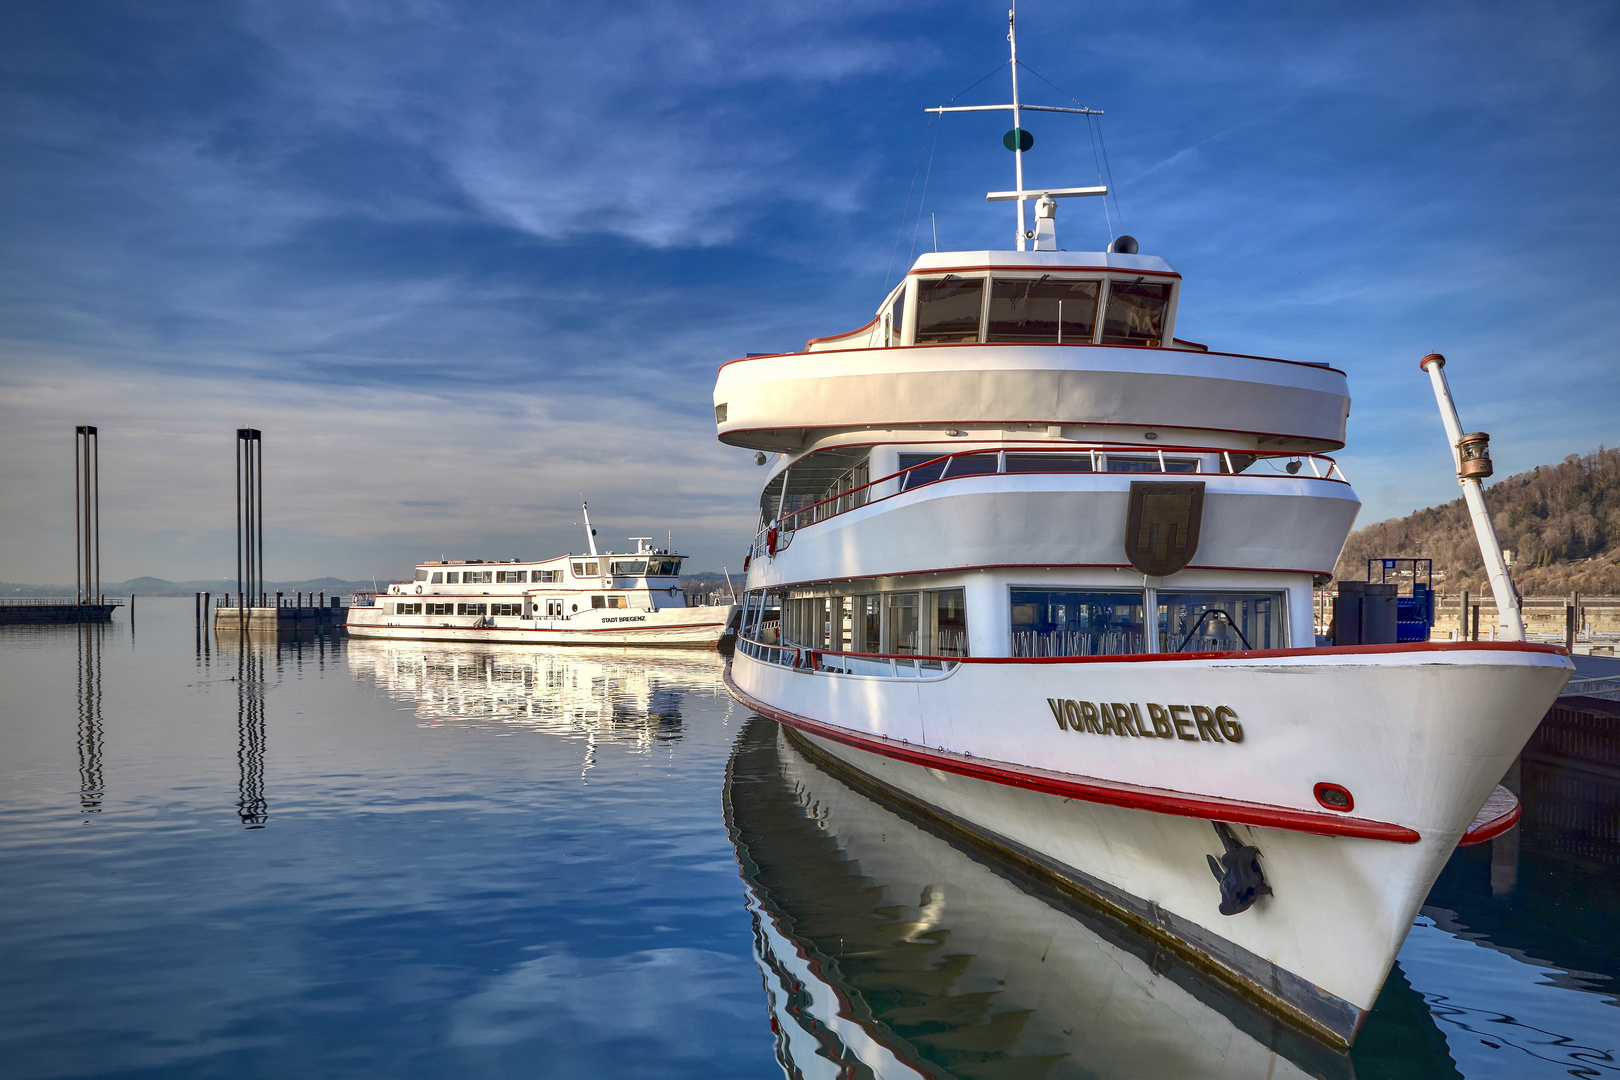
[430,572,443,584]
[1011,590,1146,657]
[610,559,647,576]
[572,561,600,577]
[1101,279,1171,346]
[414,570,429,582]
[1158,592,1281,652]
[914,275,985,344]
[987,277,1099,343]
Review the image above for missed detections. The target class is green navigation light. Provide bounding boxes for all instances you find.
[1003,128,1034,152]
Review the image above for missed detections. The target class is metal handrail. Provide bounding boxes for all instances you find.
[754,444,1350,557]
[1566,675,1620,701]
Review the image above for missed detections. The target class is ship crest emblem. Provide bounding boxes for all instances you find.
[1124,481,1205,576]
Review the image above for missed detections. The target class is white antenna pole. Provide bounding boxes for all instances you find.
[581,499,599,558]
[1418,354,1524,641]
[1008,6,1026,251]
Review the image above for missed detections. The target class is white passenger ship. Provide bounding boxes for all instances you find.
[716,11,1571,1050]
[346,510,735,648]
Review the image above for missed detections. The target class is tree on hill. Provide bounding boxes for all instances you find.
[1334,447,1620,595]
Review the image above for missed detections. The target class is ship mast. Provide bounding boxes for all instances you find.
[926,5,1109,251]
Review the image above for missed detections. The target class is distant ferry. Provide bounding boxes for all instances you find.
[346,506,735,648]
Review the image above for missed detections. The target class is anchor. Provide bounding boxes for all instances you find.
[1207,822,1272,915]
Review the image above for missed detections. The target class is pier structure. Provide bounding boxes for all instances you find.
[1,425,123,625]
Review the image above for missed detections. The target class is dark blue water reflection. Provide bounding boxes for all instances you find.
[1,599,1615,1078]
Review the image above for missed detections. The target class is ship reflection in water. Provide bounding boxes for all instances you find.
[348,639,725,757]
[725,717,1619,1080]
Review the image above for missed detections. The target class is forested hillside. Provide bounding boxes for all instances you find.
[1334,447,1620,594]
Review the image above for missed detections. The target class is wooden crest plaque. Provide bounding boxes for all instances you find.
[1125,481,1205,576]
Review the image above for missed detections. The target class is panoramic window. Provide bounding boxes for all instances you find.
[425,603,453,615]
[1158,592,1281,652]
[934,588,968,657]
[857,596,882,653]
[888,289,907,346]
[456,603,487,616]
[1101,279,1171,345]
[986,277,1099,343]
[414,570,429,582]
[1005,453,1094,473]
[913,276,985,344]
[1011,589,1146,657]
[535,569,562,583]
[611,560,647,576]
[1105,456,1199,473]
[941,454,998,479]
[464,571,493,584]
[607,596,628,609]
[491,603,522,616]
[591,595,606,608]
[898,453,949,490]
[394,603,422,615]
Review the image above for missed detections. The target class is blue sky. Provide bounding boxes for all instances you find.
[1,0,1615,583]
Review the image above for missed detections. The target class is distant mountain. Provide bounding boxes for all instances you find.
[1335,447,1620,594]
[1,577,375,598]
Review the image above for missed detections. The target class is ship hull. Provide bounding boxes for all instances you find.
[724,640,1570,1047]
[346,607,732,648]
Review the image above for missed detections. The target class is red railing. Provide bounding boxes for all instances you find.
[755,444,1349,558]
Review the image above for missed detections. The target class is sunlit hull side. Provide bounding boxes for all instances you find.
[726,717,1345,1080]
[725,641,1570,1048]
[345,605,733,648]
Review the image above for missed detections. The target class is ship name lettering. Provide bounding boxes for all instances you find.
[1046,698,1242,743]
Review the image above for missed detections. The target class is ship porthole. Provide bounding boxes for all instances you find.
[1313,783,1354,812]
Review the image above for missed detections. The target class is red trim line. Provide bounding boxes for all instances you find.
[723,417,1346,452]
[725,671,1421,843]
[758,561,1336,590]
[907,263,1184,279]
[785,639,1564,665]
[804,316,878,349]
[717,341,1346,376]
[346,621,726,634]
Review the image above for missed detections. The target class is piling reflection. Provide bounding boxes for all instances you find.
[346,639,723,751]
[724,718,1362,1080]
[76,622,105,814]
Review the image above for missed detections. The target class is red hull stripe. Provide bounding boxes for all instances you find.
[726,670,1422,843]
[346,622,723,634]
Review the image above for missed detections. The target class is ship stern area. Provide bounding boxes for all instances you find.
[724,639,1571,1048]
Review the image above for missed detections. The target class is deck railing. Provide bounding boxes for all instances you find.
[1567,675,1620,702]
[0,596,125,607]
[736,635,962,679]
[753,444,1350,559]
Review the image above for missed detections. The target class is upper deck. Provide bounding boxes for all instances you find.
[714,249,1350,455]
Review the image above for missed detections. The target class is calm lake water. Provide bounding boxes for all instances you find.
[1,598,1615,1079]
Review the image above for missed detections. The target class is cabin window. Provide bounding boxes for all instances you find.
[856,596,882,652]
[572,561,600,578]
[535,569,562,583]
[608,596,627,609]
[425,603,453,615]
[1101,279,1171,346]
[942,453,997,478]
[1158,592,1281,652]
[934,588,968,657]
[884,592,921,654]
[1011,589,1146,657]
[545,599,564,617]
[987,277,1099,343]
[913,276,985,344]
[464,571,493,584]
[430,572,443,584]
[496,571,526,583]
[611,559,647,576]
[1006,453,1094,473]
[394,602,423,615]
[491,603,522,616]
[414,569,429,582]
[456,603,487,616]
[1106,456,1199,473]
[898,453,949,490]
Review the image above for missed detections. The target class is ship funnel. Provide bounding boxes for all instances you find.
[1032,197,1057,251]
